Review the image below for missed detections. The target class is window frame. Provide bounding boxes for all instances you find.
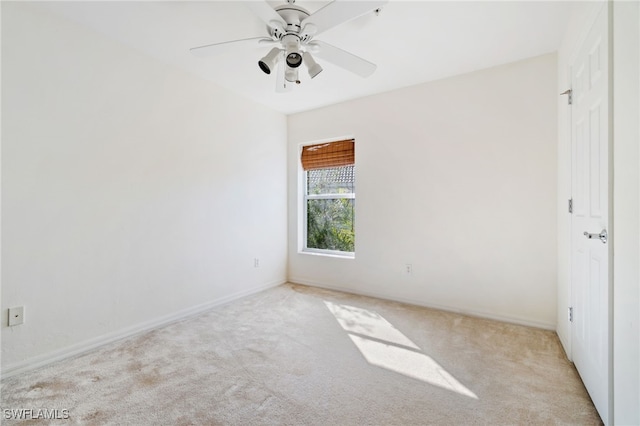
[299,139,356,258]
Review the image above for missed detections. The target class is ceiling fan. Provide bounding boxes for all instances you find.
[190,0,387,92]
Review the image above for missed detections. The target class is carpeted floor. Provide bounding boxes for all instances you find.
[1,283,601,425]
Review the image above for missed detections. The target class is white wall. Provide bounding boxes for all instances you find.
[1,3,287,375]
[288,54,558,329]
[612,1,640,423]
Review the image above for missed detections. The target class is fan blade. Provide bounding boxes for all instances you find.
[244,1,286,29]
[302,0,387,36]
[190,37,274,57]
[312,40,376,78]
[275,56,292,93]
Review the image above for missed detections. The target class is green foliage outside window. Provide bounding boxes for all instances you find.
[307,198,354,252]
[306,166,355,253]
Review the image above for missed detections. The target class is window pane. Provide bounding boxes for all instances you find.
[307,165,355,195]
[307,198,355,252]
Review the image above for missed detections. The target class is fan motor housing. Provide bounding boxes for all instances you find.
[274,5,310,36]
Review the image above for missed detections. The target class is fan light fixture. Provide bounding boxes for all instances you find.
[286,51,303,68]
[303,52,322,78]
[258,47,282,74]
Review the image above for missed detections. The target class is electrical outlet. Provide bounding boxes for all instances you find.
[404,264,413,276]
[254,258,260,268]
[8,306,25,326]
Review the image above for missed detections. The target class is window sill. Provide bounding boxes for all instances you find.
[299,249,355,259]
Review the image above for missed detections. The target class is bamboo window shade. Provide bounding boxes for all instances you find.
[301,140,355,171]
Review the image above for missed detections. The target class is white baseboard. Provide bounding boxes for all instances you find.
[288,277,557,331]
[1,279,285,379]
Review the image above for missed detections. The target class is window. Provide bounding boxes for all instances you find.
[301,140,355,255]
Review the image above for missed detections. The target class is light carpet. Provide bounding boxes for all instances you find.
[1,283,601,425]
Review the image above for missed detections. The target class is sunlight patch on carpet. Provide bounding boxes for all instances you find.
[325,301,478,400]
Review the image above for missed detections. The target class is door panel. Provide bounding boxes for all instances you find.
[570,3,610,424]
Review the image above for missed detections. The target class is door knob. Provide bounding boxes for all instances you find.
[583,229,607,244]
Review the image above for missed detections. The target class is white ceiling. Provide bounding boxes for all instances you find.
[39,1,575,115]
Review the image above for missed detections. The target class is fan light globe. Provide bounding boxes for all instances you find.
[258,47,282,74]
[285,67,300,84]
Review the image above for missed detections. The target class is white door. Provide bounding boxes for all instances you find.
[570,3,610,424]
